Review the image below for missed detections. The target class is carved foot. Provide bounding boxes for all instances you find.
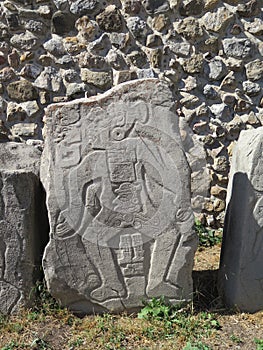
[90,285,126,302]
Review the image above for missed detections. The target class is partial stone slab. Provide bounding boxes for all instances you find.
[0,143,48,314]
[41,79,198,314]
[218,127,263,312]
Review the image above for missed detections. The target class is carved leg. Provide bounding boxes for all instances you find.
[146,229,180,298]
[89,245,126,302]
[82,227,126,302]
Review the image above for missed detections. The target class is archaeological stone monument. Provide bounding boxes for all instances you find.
[0,143,48,314]
[41,79,198,314]
[219,127,263,313]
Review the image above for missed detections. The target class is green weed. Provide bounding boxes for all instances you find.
[1,341,25,350]
[0,314,7,329]
[33,281,61,313]
[255,338,263,350]
[68,337,85,348]
[230,334,243,344]
[138,297,220,342]
[183,341,213,350]
[194,219,222,247]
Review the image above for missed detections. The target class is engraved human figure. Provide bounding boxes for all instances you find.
[59,103,191,302]
[78,126,156,301]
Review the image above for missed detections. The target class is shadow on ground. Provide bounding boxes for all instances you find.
[192,269,222,311]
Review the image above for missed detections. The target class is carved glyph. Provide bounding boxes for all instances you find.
[41,79,198,313]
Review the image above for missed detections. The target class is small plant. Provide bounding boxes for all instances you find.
[255,338,263,350]
[1,341,25,350]
[138,296,176,323]
[194,219,222,247]
[0,314,7,329]
[68,337,85,348]
[230,334,243,344]
[138,297,220,342]
[183,341,212,350]
[33,281,61,313]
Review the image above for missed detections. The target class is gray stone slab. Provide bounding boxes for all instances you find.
[41,79,198,314]
[0,143,47,314]
[218,127,263,312]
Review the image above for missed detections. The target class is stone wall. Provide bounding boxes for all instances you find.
[0,0,263,226]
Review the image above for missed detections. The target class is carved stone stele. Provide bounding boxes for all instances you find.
[0,143,47,314]
[219,127,263,312]
[41,79,198,314]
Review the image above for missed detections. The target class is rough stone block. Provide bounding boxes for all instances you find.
[218,127,263,312]
[0,143,48,314]
[41,79,198,314]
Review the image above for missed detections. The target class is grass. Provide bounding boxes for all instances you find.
[0,288,222,350]
[0,226,262,349]
[255,338,263,350]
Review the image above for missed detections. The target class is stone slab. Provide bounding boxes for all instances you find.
[0,143,48,314]
[41,79,198,314]
[218,127,263,312]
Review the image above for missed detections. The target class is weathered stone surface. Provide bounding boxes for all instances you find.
[179,0,204,16]
[41,79,197,314]
[51,11,75,35]
[152,14,170,32]
[43,36,66,57]
[182,54,203,74]
[10,31,38,50]
[0,67,16,82]
[219,127,263,312]
[205,57,227,81]
[69,0,98,15]
[222,38,253,59]
[96,6,123,33]
[89,34,111,56]
[80,69,112,89]
[176,18,203,40]
[242,17,263,36]
[123,0,141,15]
[236,0,259,17]
[0,143,48,314]
[245,60,263,81]
[20,64,42,80]
[0,53,6,66]
[220,71,237,91]
[201,7,233,32]
[24,19,47,36]
[127,51,147,68]
[7,49,20,68]
[107,49,128,70]
[34,67,63,92]
[11,123,37,138]
[7,80,38,102]
[127,17,150,41]
[142,0,170,14]
[242,81,261,96]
